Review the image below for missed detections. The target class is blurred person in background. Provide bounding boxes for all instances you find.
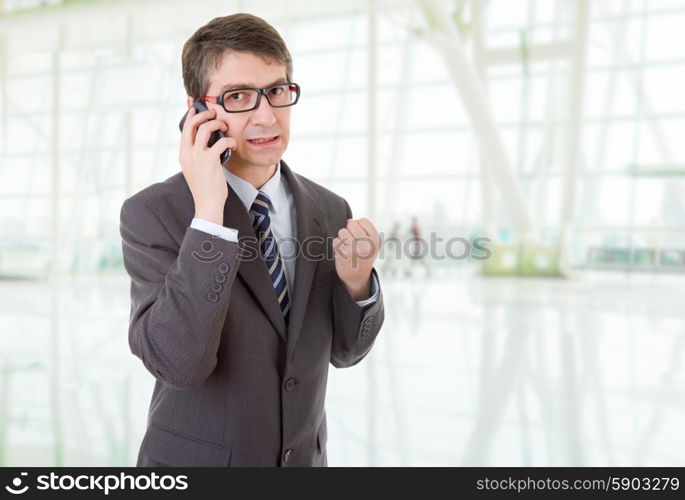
[407,215,430,278]
[381,221,403,278]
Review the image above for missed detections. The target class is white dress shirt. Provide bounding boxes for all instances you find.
[189,162,379,307]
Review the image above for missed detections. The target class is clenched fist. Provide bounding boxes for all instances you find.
[332,218,380,301]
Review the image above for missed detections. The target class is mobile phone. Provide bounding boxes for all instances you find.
[179,100,232,167]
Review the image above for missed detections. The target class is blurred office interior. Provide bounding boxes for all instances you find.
[0,0,684,466]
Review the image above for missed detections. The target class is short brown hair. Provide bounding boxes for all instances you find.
[182,13,293,100]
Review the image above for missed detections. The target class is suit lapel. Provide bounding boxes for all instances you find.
[280,161,327,358]
[223,180,288,341]
[219,160,327,348]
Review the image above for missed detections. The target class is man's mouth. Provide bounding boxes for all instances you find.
[247,136,279,145]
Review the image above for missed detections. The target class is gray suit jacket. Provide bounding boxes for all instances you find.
[119,160,384,467]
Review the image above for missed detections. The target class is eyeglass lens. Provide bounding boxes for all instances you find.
[221,84,298,112]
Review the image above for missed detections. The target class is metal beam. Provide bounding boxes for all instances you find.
[49,24,65,467]
[471,0,496,239]
[418,0,533,236]
[483,41,572,65]
[558,0,590,274]
[0,32,5,153]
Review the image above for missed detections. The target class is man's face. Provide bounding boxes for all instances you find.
[191,51,292,172]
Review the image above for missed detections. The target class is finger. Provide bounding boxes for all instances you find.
[180,105,198,151]
[187,106,215,130]
[342,224,377,259]
[187,108,219,144]
[182,107,218,152]
[332,237,351,260]
[356,217,379,240]
[337,227,354,244]
[195,119,229,150]
[345,220,366,239]
[209,136,237,156]
[188,107,215,127]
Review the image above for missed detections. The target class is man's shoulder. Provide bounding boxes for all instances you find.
[123,171,190,210]
[120,172,194,236]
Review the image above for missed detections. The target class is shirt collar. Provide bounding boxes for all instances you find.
[223,162,282,213]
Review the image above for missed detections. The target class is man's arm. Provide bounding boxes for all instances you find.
[190,217,238,242]
[355,273,380,307]
[331,268,384,368]
[120,196,240,389]
[331,202,385,368]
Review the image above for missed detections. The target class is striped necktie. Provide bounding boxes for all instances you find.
[250,191,291,325]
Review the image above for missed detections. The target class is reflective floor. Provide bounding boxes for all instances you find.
[1,266,683,466]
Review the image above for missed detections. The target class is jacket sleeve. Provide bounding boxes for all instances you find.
[330,200,385,368]
[120,196,241,389]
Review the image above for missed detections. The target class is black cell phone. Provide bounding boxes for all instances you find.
[179,100,232,167]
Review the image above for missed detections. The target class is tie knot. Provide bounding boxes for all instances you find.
[251,191,271,215]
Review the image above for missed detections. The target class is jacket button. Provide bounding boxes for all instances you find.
[218,262,230,274]
[284,378,297,392]
[214,273,227,283]
[206,292,219,303]
[211,282,223,293]
[283,449,293,463]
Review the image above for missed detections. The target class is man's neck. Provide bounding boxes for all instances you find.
[226,162,278,189]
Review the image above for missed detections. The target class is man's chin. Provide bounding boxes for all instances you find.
[249,151,284,167]
[228,155,282,170]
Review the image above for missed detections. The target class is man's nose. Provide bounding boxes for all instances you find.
[250,93,277,127]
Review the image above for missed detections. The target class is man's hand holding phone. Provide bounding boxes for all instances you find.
[179,105,236,225]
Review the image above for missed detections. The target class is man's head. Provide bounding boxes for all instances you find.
[182,14,295,175]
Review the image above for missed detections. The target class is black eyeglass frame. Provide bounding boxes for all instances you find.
[201,82,301,113]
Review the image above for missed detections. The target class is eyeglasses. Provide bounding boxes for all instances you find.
[202,82,301,113]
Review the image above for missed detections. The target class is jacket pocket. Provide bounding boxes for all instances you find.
[141,423,231,467]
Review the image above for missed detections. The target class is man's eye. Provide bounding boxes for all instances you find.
[227,92,247,101]
[268,87,284,96]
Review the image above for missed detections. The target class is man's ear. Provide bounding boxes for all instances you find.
[186,96,193,107]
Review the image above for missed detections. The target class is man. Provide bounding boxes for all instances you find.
[119,13,384,467]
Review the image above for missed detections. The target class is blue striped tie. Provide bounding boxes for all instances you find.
[250,191,291,325]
